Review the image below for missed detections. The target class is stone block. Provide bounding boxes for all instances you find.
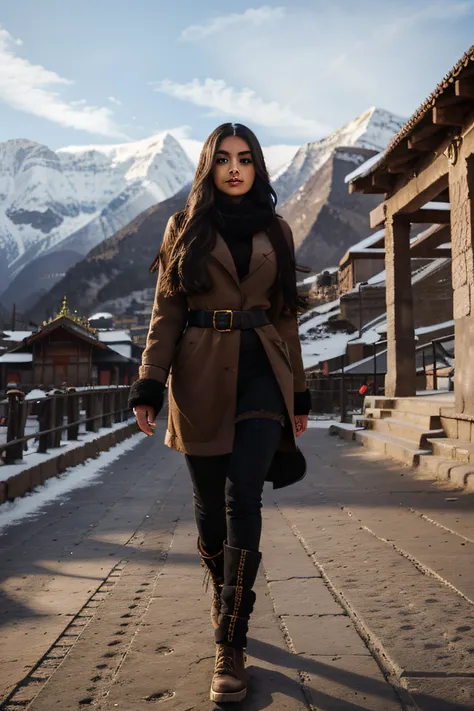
[83,441,99,460]
[282,614,366,656]
[457,418,471,443]
[452,253,467,290]
[39,458,58,483]
[268,578,343,617]
[57,450,73,473]
[6,471,31,500]
[453,283,470,319]
[28,465,42,490]
[449,464,474,488]
[441,417,458,439]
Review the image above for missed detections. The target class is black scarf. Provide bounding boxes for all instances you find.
[211,193,274,280]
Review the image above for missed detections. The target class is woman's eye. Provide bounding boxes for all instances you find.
[241,158,253,164]
[216,157,227,164]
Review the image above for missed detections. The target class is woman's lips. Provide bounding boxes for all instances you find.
[227,179,242,187]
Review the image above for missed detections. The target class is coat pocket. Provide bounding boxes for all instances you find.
[171,328,205,375]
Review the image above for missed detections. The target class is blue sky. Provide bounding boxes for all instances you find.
[0,0,473,152]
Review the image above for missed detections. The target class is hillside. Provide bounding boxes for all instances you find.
[28,186,190,322]
[281,146,382,271]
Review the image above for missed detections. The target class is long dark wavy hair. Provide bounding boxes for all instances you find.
[152,122,301,314]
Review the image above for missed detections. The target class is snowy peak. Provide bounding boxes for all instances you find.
[0,131,195,296]
[273,107,405,204]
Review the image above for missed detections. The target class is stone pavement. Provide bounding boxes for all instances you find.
[1,423,474,710]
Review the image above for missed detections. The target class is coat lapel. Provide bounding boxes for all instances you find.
[210,230,275,287]
[243,231,275,282]
[210,232,240,287]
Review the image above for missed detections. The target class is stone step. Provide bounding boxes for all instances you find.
[392,397,446,416]
[418,453,474,490]
[391,410,442,429]
[364,417,445,446]
[355,430,431,466]
[329,422,363,442]
[427,437,474,463]
[364,408,393,420]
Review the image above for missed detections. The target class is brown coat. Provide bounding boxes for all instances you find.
[139,214,307,456]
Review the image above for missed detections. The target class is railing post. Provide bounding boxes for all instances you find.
[67,389,79,440]
[4,389,26,464]
[113,389,121,423]
[432,342,438,391]
[37,397,50,454]
[102,391,113,428]
[340,356,346,423]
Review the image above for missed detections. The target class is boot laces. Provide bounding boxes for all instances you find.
[215,646,237,676]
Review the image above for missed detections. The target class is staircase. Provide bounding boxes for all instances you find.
[330,393,474,489]
[358,395,446,465]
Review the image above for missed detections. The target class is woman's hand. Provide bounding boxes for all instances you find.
[133,405,156,436]
[294,415,308,437]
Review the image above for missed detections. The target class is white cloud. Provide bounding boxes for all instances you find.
[0,24,128,139]
[154,78,331,139]
[180,6,285,41]
[108,95,122,106]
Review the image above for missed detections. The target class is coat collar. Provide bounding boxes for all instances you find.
[210,231,274,288]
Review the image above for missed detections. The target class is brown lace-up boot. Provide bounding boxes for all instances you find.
[197,539,224,629]
[210,543,262,702]
[210,645,247,703]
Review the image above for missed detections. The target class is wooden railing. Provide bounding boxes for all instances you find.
[0,386,131,465]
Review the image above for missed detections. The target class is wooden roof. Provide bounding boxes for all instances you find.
[349,44,474,193]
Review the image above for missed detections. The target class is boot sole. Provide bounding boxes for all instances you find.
[210,687,247,703]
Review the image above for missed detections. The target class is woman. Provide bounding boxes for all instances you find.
[129,122,311,703]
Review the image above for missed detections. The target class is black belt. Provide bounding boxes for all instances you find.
[187,309,270,332]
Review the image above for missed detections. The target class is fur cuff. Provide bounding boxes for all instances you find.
[128,378,165,414]
[294,389,311,415]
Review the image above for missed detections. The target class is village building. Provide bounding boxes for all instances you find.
[0,298,142,393]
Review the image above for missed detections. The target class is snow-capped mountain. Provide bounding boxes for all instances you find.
[0,133,195,297]
[273,107,405,204]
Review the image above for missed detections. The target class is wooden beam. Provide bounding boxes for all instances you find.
[455,78,474,99]
[432,104,467,127]
[371,173,392,191]
[349,249,386,260]
[412,247,451,258]
[409,224,450,252]
[370,202,387,229]
[407,134,443,153]
[409,208,451,224]
[409,123,443,145]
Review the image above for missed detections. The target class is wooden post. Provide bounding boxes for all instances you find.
[67,389,80,440]
[432,342,438,391]
[4,389,25,464]
[38,397,54,454]
[384,212,416,397]
[102,391,113,428]
[340,355,346,423]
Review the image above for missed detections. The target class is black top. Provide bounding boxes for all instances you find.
[211,193,273,281]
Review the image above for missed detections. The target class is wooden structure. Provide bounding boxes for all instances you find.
[0,298,140,391]
[348,45,474,414]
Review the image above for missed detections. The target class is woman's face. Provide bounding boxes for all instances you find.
[212,135,256,200]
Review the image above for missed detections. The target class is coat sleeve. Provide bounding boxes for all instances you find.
[138,215,188,384]
[272,218,308,395]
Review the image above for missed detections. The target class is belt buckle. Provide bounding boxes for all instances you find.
[213,310,233,332]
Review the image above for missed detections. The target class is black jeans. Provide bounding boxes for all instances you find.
[186,417,282,553]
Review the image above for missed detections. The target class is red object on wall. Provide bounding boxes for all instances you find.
[100,370,111,386]
[6,371,20,384]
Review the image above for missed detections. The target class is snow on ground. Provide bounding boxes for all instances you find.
[0,426,144,534]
